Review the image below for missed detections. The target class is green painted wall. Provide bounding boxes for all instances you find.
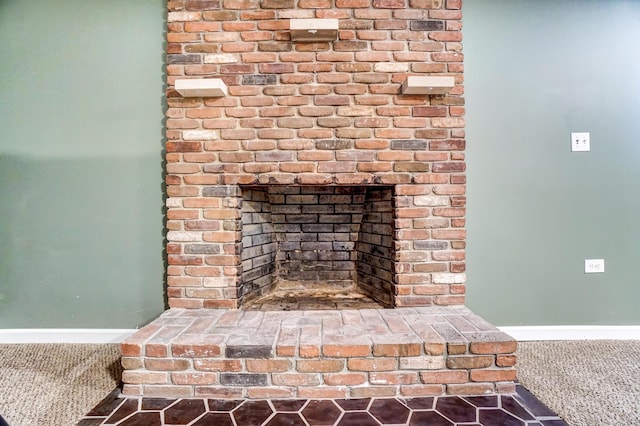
[465,0,640,325]
[0,0,166,327]
[2,0,639,329]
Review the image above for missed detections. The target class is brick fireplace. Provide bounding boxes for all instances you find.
[121,0,517,399]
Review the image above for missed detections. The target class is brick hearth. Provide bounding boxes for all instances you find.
[120,0,518,398]
[122,307,516,399]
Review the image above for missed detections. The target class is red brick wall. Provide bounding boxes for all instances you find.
[165,0,466,309]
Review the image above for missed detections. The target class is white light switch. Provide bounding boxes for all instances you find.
[571,132,590,152]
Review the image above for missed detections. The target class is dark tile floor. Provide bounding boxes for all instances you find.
[78,384,568,426]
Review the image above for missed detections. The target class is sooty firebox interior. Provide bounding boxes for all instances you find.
[240,185,395,310]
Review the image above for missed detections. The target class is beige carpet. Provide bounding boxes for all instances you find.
[517,341,640,426]
[0,344,121,426]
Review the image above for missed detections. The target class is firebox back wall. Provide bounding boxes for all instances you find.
[165,0,467,309]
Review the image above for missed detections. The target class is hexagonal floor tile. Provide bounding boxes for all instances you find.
[334,398,371,411]
[208,399,244,412]
[464,396,499,408]
[409,410,454,426]
[435,396,477,423]
[105,399,138,424]
[403,397,434,410]
[118,412,162,426]
[301,400,342,425]
[233,400,274,425]
[337,411,379,426]
[501,396,535,421]
[265,412,307,425]
[369,398,410,424]
[164,399,206,424]
[478,409,525,426]
[141,398,175,411]
[192,412,234,426]
[271,399,307,412]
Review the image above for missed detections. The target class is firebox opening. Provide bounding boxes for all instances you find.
[239,185,395,310]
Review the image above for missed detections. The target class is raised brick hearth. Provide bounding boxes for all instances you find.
[122,307,516,398]
[121,0,518,398]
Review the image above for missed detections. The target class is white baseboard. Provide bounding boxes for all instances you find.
[1,326,639,344]
[499,325,640,341]
[0,329,137,344]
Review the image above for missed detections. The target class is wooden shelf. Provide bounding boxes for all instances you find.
[290,19,339,42]
[175,78,227,97]
[401,76,455,95]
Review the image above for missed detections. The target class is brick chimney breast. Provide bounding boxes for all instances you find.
[165,0,466,309]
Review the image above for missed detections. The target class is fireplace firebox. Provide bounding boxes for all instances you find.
[240,185,395,309]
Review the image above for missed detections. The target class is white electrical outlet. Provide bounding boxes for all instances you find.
[571,132,590,152]
[584,259,605,274]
